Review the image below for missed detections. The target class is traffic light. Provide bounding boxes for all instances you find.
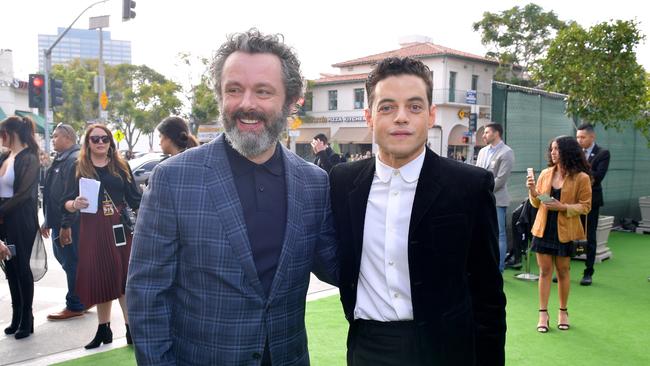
[122,0,136,21]
[28,74,45,109]
[50,78,64,107]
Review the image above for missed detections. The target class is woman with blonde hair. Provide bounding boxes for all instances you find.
[61,124,141,348]
[527,135,591,333]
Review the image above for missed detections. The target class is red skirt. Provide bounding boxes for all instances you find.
[75,204,132,306]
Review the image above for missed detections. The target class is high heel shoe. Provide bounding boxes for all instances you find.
[85,323,113,349]
[125,324,132,345]
[14,315,34,340]
[537,309,550,333]
[3,307,20,335]
[558,308,570,330]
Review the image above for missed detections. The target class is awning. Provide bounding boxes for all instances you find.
[331,127,372,144]
[14,110,46,134]
[0,106,6,121]
[448,124,469,146]
[294,127,331,143]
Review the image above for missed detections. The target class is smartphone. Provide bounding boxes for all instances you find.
[113,224,127,247]
[7,244,16,258]
[538,194,556,203]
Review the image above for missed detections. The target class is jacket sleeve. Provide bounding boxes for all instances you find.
[0,153,39,217]
[493,149,514,193]
[315,149,341,174]
[60,162,80,229]
[124,167,142,210]
[528,169,547,209]
[311,170,339,287]
[126,165,178,366]
[468,170,507,366]
[591,149,610,187]
[565,173,592,218]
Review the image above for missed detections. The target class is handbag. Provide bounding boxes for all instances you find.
[105,189,136,233]
[571,216,588,257]
[30,232,48,281]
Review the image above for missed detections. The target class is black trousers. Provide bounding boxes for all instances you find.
[584,206,600,276]
[347,319,425,366]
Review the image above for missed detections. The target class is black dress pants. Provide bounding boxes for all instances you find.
[584,206,600,276]
[347,319,424,366]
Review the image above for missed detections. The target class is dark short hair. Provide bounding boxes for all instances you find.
[485,123,503,138]
[577,123,595,134]
[365,57,433,109]
[157,116,199,150]
[210,28,303,110]
[313,133,328,144]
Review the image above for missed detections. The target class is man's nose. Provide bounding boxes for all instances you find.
[239,90,257,111]
[394,106,409,124]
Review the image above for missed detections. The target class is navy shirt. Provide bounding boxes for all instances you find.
[225,140,287,296]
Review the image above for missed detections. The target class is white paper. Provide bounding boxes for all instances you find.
[79,177,101,213]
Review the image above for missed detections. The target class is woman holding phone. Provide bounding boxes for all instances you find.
[61,124,141,349]
[0,116,40,340]
[526,135,591,333]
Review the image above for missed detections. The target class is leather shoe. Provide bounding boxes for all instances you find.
[505,258,522,270]
[580,275,593,286]
[47,308,84,320]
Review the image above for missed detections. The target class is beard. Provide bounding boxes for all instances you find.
[223,106,288,158]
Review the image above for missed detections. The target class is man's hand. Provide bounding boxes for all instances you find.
[40,224,51,239]
[59,227,72,246]
[311,139,326,154]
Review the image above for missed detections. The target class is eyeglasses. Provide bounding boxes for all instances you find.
[89,135,110,144]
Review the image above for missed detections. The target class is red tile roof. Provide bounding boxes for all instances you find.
[332,42,498,68]
[313,72,369,85]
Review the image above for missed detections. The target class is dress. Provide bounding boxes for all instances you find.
[531,187,573,257]
[63,164,141,306]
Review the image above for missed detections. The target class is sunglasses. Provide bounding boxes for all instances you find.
[89,135,111,144]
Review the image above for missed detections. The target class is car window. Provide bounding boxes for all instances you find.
[141,161,159,172]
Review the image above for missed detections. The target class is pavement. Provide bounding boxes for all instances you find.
[0,210,338,366]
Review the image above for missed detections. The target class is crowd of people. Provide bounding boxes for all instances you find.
[0,28,614,366]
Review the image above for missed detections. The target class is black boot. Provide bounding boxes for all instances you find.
[125,324,132,345]
[85,323,113,349]
[3,307,20,335]
[14,310,33,339]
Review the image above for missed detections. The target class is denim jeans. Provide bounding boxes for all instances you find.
[496,206,507,272]
[52,223,85,311]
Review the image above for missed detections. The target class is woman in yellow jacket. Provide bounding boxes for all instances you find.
[526,136,591,333]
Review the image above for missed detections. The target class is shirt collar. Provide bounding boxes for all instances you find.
[375,147,425,184]
[489,140,504,151]
[585,143,595,155]
[224,139,284,177]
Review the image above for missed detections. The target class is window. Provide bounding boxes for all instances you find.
[328,90,338,110]
[449,71,457,102]
[354,88,364,109]
[471,75,479,91]
[303,92,313,112]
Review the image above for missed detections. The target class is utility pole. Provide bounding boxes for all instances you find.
[42,0,109,153]
[89,15,110,121]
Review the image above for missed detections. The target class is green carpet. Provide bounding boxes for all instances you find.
[55,232,650,365]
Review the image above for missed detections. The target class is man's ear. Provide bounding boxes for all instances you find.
[428,104,436,129]
[365,108,373,130]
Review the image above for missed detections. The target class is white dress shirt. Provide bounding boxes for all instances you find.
[354,148,425,321]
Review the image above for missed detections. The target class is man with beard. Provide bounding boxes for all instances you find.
[126,29,338,366]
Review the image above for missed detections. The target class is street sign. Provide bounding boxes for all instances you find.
[100,91,108,110]
[469,113,478,132]
[288,130,301,137]
[465,90,477,105]
[114,130,125,143]
[100,110,108,120]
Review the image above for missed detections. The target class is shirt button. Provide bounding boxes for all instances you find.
[392,191,399,196]
[259,186,264,192]
[394,293,399,298]
[252,352,262,359]
[393,170,400,176]
[388,261,394,266]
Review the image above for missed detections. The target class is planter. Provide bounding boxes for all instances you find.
[574,215,613,262]
[637,196,650,234]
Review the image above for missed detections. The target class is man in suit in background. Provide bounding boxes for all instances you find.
[576,123,610,286]
[330,57,506,366]
[311,133,342,173]
[476,123,515,272]
[127,29,338,365]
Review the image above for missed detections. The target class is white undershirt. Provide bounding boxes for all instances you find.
[354,148,425,321]
[0,159,15,198]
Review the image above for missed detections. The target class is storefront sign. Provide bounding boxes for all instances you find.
[327,116,365,123]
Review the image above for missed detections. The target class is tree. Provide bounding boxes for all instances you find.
[536,20,648,141]
[50,59,100,132]
[176,52,219,133]
[106,64,182,152]
[473,3,566,85]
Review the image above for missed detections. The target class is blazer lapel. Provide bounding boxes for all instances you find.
[409,149,443,233]
[268,147,304,302]
[348,159,375,262]
[204,135,265,299]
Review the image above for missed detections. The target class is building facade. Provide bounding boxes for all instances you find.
[38,28,131,70]
[297,36,497,161]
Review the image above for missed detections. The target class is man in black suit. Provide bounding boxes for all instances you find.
[329,57,506,366]
[576,123,610,286]
[312,133,342,173]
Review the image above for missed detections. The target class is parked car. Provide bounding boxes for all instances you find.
[128,152,168,186]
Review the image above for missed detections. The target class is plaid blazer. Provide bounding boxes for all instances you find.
[126,135,338,365]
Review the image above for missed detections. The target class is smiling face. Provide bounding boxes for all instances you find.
[365,74,435,168]
[220,51,288,161]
